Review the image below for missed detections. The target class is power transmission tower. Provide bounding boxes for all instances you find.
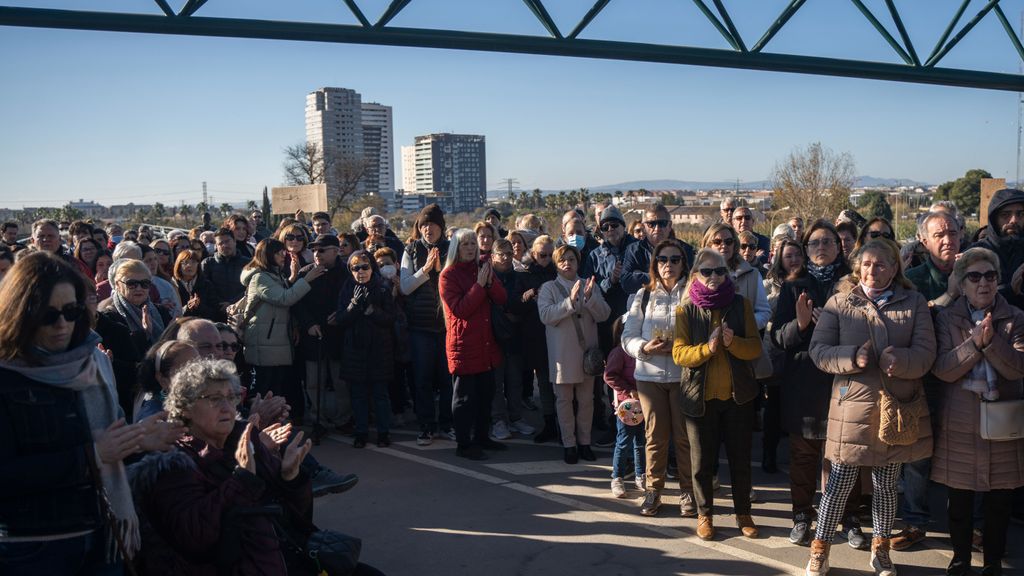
[496,177,520,198]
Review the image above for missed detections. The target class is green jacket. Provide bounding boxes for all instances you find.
[240,267,312,367]
[905,257,954,306]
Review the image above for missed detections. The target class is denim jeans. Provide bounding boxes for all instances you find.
[350,379,391,436]
[0,531,122,576]
[409,330,452,432]
[612,418,645,479]
[901,456,935,528]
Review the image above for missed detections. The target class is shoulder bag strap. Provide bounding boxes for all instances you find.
[553,280,588,350]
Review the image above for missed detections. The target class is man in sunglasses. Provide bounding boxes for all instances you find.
[975,187,1024,303]
[719,198,737,224]
[196,227,251,323]
[622,203,695,295]
[250,210,270,242]
[730,206,770,265]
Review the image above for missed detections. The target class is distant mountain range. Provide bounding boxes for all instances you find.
[488,176,932,198]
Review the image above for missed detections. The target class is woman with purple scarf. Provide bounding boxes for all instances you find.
[672,248,763,541]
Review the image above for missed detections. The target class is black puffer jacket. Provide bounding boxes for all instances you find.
[196,251,251,322]
[511,261,556,372]
[337,280,396,382]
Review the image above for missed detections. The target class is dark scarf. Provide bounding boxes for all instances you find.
[688,276,736,310]
[807,260,842,285]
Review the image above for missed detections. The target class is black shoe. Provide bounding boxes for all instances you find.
[456,444,488,461]
[479,439,508,451]
[946,559,971,576]
[311,468,359,497]
[564,447,579,464]
[534,415,559,444]
[353,435,367,449]
[578,445,597,461]
[789,512,812,546]
[842,516,868,550]
[377,433,391,448]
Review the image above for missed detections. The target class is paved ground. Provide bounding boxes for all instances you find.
[308,412,1023,576]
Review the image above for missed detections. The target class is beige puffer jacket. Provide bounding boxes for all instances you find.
[931,294,1024,492]
[809,280,936,467]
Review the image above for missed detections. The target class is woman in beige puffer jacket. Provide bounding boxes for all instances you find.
[805,238,935,576]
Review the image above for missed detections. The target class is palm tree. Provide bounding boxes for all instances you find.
[531,188,542,209]
[246,200,258,213]
[178,203,194,222]
[220,203,234,217]
[152,202,167,222]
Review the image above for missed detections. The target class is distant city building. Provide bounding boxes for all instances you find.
[67,199,107,218]
[361,102,395,200]
[305,87,366,199]
[401,145,416,193]
[412,133,486,213]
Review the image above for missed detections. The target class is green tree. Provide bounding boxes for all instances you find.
[531,188,542,209]
[151,202,167,222]
[177,203,194,221]
[246,200,258,213]
[857,191,893,221]
[935,168,991,216]
[261,187,273,227]
[219,203,233,217]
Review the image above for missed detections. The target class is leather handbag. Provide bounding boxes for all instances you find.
[305,529,362,576]
[980,392,1024,441]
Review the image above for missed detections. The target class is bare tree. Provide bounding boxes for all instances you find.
[329,155,371,217]
[771,142,856,222]
[282,142,326,186]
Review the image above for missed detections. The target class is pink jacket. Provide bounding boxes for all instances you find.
[604,346,637,405]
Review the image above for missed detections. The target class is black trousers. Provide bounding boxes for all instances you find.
[686,398,754,516]
[948,487,1013,571]
[453,370,495,447]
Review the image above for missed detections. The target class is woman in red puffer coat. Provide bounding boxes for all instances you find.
[439,228,507,461]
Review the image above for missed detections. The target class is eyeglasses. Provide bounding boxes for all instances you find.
[600,222,622,232]
[198,393,241,408]
[283,234,303,242]
[868,230,894,240]
[215,342,241,352]
[806,238,836,248]
[644,219,671,229]
[350,264,371,272]
[154,248,171,256]
[655,255,683,265]
[965,270,998,283]
[42,303,86,325]
[710,237,735,247]
[120,279,152,290]
[699,267,729,278]
[739,243,757,250]
[733,214,752,221]
[494,252,512,258]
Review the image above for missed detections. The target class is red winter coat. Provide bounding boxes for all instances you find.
[439,259,507,375]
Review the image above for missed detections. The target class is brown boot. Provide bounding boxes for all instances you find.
[696,514,715,541]
[736,514,759,538]
[870,537,897,576]
[805,539,831,576]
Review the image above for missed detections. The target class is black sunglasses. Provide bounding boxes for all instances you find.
[699,266,729,278]
[42,303,86,325]
[120,279,152,290]
[710,237,735,247]
[283,234,304,242]
[965,270,998,283]
[868,230,894,240]
[655,255,683,265]
[739,243,757,250]
[644,219,671,229]
[350,264,371,272]
[600,222,622,232]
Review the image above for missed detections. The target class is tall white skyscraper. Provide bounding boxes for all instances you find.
[305,87,396,201]
[361,102,394,199]
[400,145,416,192]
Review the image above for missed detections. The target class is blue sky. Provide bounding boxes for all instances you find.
[1,0,1024,209]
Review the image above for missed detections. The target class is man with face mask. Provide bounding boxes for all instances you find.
[975,188,1024,301]
[557,209,599,263]
[294,234,351,440]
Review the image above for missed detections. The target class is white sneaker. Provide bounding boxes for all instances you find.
[509,419,535,435]
[750,488,759,503]
[679,492,697,517]
[611,477,627,498]
[635,474,646,491]
[491,420,511,440]
[443,427,457,441]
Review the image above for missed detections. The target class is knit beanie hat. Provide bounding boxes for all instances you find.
[599,204,626,226]
[416,203,446,230]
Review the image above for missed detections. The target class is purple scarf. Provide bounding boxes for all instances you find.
[688,276,736,309]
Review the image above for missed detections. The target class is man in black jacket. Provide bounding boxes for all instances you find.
[196,227,250,322]
[977,188,1024,304]
[294,234,351,438]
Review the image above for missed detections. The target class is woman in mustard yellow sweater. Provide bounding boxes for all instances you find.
[673,248,763,541]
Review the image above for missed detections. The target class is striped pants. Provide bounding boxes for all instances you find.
[814,462,902,543]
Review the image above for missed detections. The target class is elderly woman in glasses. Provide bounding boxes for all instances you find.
[672,248,763,542]
[806,238,935,576]
[135,358,321,575]
[854,217,897,253]
[931,247,1024,576]
[278,223,313,283]
[702,223,770,330]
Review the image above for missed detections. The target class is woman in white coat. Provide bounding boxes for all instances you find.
[538,244,611,464]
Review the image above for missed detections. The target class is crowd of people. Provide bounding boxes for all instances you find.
[1,191,1023,575]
